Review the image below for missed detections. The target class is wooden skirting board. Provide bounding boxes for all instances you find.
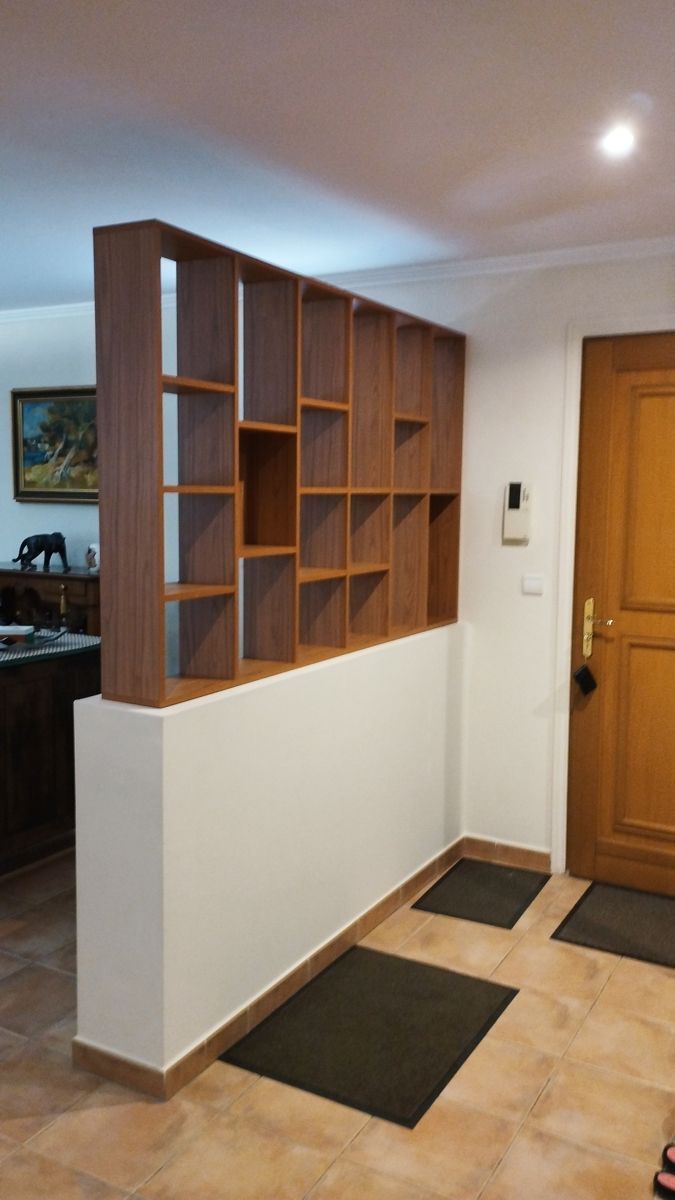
[72,836,551,1100]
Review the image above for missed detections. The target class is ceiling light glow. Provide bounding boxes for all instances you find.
[600,123,635,158]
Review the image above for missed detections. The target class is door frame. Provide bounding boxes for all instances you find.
[550,306,675,873]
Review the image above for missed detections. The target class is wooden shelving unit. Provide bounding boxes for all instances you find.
[94,220,464,706]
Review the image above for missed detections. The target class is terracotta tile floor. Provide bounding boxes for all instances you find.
[0,852,672,1198]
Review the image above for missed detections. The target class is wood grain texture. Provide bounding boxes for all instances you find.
[177,593,235,680]
[394,419,430,490]
[395,324,432,417]
[94,223,164,706]
[349,570,389,639]
[239,430,296,546]
[300,408,348,487]
[242,555,295,662]
[431,336,464,491]
[351,312,394,488]
[568,333,675,891]
[391,495,429,630]
[428,495,460,624]
[176,393,234,487]
[301,294,349,403]
[177,256,235,384]
[243,279,297,424]
[350,494,390,566]
[299,577,347,647]
[300,494,347,569]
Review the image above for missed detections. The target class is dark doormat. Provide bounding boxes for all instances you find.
[412,857,550,929]
[222,946,517,1128]
[551,881,675,968]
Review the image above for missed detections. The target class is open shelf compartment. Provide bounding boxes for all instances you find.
[351,309,394,489]
[300,408,348,488]
[165,591,236,699]
[391,495,429,632]
[241,276,297,425]
[428,494,460,624]
[301,287,350,405]
[300,493,347,571]
[431,335,464,492]
[239,428,296,549]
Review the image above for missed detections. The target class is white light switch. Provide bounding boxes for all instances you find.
[522,574,544,596]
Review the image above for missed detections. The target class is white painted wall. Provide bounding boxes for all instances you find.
[342,251,675,862]
[0,305,99,566]
[76,625,464,1069]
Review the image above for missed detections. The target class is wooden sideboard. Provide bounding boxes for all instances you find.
[0,562,100,635]
[0,639,101,876]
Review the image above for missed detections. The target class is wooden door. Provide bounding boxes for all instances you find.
[567,332,675,895]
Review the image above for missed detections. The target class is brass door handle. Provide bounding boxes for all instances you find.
[583,599,614,659]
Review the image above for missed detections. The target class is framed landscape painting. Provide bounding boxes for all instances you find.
[12,386,97,503]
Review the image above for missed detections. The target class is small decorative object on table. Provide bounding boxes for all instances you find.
[12,532,70,572]
[85,542,100,570]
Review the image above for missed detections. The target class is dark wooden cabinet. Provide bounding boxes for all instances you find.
[0,650,101,876]
[0,563,100,635]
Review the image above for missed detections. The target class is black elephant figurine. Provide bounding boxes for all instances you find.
[12,532,70,572]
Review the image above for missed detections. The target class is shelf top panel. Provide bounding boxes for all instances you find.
[164,582,235,601]
[300,396,349,413]
[163,485,235,495]
[239,420,297,435]
[239,545,296,558]
[298,567,347,583]
[348,562,389,576]
[93,219,466,339]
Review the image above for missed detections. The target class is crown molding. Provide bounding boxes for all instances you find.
[324,234,675,291]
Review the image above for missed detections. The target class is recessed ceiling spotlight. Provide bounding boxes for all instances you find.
[600,123,635,158]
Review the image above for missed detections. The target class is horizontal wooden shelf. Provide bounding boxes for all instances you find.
[239,544,296,558]
[298,567,347,584]
[349,562,389,576]
[429,488,460,497]
[394,412,429,425]
[300,487,348,496]
[164,582,235,602]
[163,485,235,495]
[390,623,426,639]
[300,396,349,412]
[350,487,391,496]
[162,374,235,395]
[394,488,428,496]
[239,420,297,435]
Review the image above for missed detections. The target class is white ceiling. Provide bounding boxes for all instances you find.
[2,0,674,310]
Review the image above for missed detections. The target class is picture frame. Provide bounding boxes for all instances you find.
[12,386,97,503]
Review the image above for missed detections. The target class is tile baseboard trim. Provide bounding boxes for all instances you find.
[72,834,551,1100]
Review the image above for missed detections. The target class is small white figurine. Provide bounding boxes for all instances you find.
[86,543,100,570]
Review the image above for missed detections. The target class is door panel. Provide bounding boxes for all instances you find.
[568,333,675,894]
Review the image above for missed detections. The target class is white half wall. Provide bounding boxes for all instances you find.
[76,624,464,1070]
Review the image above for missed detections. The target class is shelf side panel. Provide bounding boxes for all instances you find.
[242,556,295,662]
[351,312,394,488]
[428,495,460,624]
[431,336,465,492]
[243,279,297,424]
[94,224,164,706]
[177,256,235,385]
[391,495,429,630]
